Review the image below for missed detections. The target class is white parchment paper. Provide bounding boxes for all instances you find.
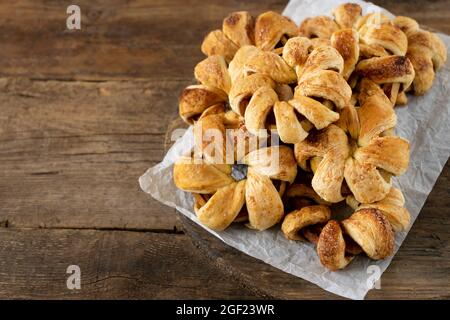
[139,0,450,299]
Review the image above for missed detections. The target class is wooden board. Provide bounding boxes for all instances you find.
[0,77,183,230]
[0,0,448,299]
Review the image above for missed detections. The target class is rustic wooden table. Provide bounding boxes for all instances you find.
[0,0,448,299]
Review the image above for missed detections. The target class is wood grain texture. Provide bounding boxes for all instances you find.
[0,228,256,299]
[0,0,286,81]
[0,0,448,299]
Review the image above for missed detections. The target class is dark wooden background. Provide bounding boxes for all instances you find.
[0,0,448,299]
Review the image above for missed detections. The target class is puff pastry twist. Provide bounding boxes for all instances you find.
[179,55,231,124]
[355,12,416,105]
[298,3,363,38]
[298,4,436,107]
[318,186,410,270]
[281,184,331,242]
[294,79,410,203]
[202,11,299,62]
[180,11,300,124]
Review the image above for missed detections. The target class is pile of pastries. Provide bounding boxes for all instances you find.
[173,3,447,270]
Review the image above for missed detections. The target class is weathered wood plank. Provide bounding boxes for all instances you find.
[0,78,182,230]
[0,0,449,300]
[0,228,256,299]
[183,159,450,299]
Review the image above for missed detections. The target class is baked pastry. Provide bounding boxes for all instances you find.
[346,186,410,232]
[255,11,298,51]
[178,95,298,231]
[201,11,253,62]
[181,11,300,125]
[297,3,448,107]
[317,208,394,270]
[333,3,362,29]
[174,142,297,231]
[355,55,415,105]
[230,37,351,144]
[318,185,411,270]
[393,16,448,95]
[281,184,331,242]
[172,6,437,272]
[298,3,363,39]
[330,28,360,80]
[355,12,415,105]
[298,16,339,39]
[294,79,410,203]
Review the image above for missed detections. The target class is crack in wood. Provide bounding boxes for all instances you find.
[30,171,60,175]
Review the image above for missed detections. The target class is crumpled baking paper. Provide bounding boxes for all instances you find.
[139,0,450,300]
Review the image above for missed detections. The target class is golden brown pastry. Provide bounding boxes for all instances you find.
[298,16,339,39]
[255,11,298,51]
[358,18,407,56]
[202,11,255,62]
[297,4,445,107]
[228,45,260,82]
[316,187,411,271]
[194,55,232,94]
[180,50,235,125]
[333,3,362,29]
[229,38,351,144]
[294,124,349,203]
[241,46,297,84]
[317,208,394,270]
[288,38,352,141]
[237,37,352,143]
[298,3,362,39]
[353,11,415,105]
[193,105,229,164]
[282,205,331,241]
[201,29,239,63]
[174,145,297,231]
[341,208,395,259]
[296,45,352,110]
[222,11,255,47]
[294,79,410,203]
[347,186,410,232]
[393,16,447,95]
[173,7,423,272]
[228,72,276,116]
[281,182,403,271]
[180,46,256,124]
[202,11,300,62]
[281,183,331,241]
[354,12,391,31]
[317,220,354,270]
[355,55,415,105]
[179,85,227,124]
[331,28,360,80]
